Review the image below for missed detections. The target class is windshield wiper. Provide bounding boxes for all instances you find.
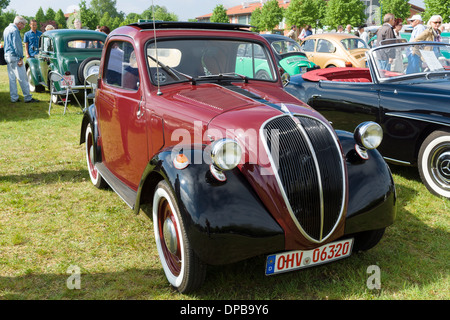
[195,72,249,83]
[147,55,194,83]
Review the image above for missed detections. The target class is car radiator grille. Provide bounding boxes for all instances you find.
[263,115,345,243]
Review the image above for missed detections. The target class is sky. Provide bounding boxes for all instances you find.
[5,0,426,22]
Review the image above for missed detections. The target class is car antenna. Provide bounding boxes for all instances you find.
[151,1,163,96]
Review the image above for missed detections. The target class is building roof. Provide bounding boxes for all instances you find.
[196,0,291,19]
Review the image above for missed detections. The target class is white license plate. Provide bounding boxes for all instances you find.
[265,238,353,275]
[60,75,75,87]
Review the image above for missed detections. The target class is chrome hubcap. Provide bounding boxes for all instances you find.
[163,217,178,255]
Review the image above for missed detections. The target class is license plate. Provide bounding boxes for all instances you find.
[60,75,75,87]
[265,238,353,275]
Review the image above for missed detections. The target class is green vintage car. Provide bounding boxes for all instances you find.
[262,34,318,75]
[26,29,107,93]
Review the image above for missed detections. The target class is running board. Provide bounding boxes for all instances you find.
[95,163,137,209]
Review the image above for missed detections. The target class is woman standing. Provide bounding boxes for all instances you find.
[414,15,443,43]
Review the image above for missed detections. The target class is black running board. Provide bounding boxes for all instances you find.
[95,163,137,209]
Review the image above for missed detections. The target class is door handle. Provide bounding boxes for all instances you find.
[137,97,144,118]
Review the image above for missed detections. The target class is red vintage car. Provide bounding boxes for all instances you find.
[80,22,396,293]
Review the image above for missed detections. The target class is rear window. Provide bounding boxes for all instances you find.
[67,40,104,49]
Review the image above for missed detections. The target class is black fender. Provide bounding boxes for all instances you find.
[336,130,397,235]
[135,146,285,266]
[80,104,102,164]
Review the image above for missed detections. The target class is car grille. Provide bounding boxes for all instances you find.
[262,115,345,243]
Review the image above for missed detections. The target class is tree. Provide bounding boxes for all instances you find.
[250,8,263,32]
[323,0,366,30]
[423,0,450,23]
[260,0,284,32]
[90,0,121,19]
[284,0,326,29]
[80,0,99,30]
[35,7,46,26]
[141,5,178,21]
[55,9,67,28]
[45,8,56,22]
[379,0,411,21]
[210,4,229,23]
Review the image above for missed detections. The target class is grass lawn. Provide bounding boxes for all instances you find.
[0,65,448,300]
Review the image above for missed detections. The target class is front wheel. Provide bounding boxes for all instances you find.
[85,123,106,188]
[153,181,206,293]
[418,130,450,198]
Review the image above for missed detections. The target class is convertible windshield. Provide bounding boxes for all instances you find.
[371,42,450,81]
[146,39,277,85]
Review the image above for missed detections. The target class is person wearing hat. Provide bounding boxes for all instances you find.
[408,14,426,42]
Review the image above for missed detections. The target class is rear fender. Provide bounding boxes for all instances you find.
[79,104,102,164]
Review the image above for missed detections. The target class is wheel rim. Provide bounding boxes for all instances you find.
[429,143,450,190]
[85,127,98,182]
[157,198,182,276]
[27,68,35,92]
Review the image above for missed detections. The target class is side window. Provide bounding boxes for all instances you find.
[317,39,334,53]
[104,41,139,90]
[301,39,315,52]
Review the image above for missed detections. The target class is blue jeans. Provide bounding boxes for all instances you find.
[5,55,32,102]
[406,53,421,74]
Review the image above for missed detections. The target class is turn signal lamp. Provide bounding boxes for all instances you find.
[173,153,189,170]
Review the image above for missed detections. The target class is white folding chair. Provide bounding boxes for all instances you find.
[84,71,99,109]
[48,71,82,115]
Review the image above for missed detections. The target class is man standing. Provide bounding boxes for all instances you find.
[3,16,38,103]
[376,13,396,70]
[408,14,426,42]
[24,19,42,59]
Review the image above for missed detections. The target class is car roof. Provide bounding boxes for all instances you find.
[128,21,255,32]
[304,33,360,41]
[261,34,294,42]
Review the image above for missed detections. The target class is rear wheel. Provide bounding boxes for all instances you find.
[418,130,450,198]
[153,181,206,293]
[85,123,106,188]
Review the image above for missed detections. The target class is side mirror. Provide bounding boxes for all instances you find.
[281,72,290,87]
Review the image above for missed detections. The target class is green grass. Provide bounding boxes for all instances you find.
[0,65,448,300]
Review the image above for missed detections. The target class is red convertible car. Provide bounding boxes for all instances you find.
[80,21,396,293]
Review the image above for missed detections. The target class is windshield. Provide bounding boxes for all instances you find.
[341,38,368,50]
[370,42,450,81]
[146,39,277,85]
[270,39,303,54]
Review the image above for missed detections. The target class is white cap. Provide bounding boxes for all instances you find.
[408,14,422,21]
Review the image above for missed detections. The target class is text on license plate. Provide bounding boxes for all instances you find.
[265,238,353,275]
[60,75,75,87]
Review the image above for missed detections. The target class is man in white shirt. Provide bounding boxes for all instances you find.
[408,14,426,42]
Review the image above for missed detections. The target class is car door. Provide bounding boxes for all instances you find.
[301,39,316,64]
[38,36,53,85]
[314,39,337,68]
[96,39,148,189]
[308,81,380,134]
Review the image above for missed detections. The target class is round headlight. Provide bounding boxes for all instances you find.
[210,139,242,171]
[354,122,383,150]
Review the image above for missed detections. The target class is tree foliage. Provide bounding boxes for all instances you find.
[140,5,178,21]
[379,0,411,21]
[260,0,284,31]
[285,0,326,28]
[80,0,98,30]
[54,9,66,28]
[210,4,229,23]
[423,0,450,23]
[323,0,366,29]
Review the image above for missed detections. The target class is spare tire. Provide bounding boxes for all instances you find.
[78,57,101,84]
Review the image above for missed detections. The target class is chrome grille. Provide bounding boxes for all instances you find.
[263,115,345,242]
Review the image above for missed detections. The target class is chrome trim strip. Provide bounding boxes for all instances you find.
[385,112,450,128]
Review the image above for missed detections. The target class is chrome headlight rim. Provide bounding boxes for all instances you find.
[354,121,383,150]
[210,138,242,171]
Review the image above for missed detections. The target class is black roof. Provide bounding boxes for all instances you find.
[129,21,255,32]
